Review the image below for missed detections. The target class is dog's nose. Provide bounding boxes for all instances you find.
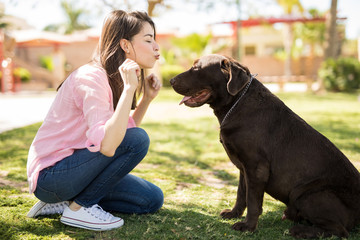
[170,78,175,86]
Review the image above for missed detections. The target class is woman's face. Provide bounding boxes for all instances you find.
[126,22,160,69]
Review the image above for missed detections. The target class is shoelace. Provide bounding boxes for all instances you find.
[85,204,113,222]
[41,202,68,215]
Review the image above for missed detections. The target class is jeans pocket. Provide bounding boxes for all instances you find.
[34,184,62,203]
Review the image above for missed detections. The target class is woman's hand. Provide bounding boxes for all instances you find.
[143,73,162,100]
[118,59,140,91]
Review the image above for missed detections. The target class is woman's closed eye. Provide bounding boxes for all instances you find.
[144,33,155,43]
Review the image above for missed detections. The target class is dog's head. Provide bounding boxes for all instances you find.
[170,54,251,108]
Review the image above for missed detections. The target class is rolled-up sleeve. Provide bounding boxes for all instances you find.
[85,120,106,152]
[73,70,114,152]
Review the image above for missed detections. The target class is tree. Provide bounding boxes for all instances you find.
[44,0,90,34]
[293,9,326,90]
[277,0,303,14]
[316,0,339,92]
[99,0,167,16]
[276,0,304,82]
[171,33,212,62]
[0,3,9,29]
[324,0,338,59]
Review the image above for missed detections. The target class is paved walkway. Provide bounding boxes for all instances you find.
[0,83,310,133]
[0,91,56,133]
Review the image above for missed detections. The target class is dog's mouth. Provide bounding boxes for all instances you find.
[179,89,211,107]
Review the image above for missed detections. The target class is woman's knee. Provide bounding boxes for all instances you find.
[123,127,150,152]
[148,185,164,213]
[120,175,163,213]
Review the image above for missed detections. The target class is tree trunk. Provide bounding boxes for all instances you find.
[324,0,338,59]
[282,23,293,91]
[147,0,163,16]
[318,0,338,92]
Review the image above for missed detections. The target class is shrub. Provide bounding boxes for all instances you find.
[40,56,54,72]
[160,64,185,87]
[318,57,360,92]
[13,67,31,82]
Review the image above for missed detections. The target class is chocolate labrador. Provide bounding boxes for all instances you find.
[170,54,360,238]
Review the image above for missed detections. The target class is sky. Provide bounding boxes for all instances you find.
[1,0,360,39]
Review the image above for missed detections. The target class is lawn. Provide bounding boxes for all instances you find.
[0,88,359,239]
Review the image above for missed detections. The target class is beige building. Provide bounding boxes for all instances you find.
[10,29,99,90]
[210,18,333,84]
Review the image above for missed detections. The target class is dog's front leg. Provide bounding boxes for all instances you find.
[232,163,269,232]
[220,169,246,219]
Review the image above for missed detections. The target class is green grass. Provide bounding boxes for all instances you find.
[0,88,359,239]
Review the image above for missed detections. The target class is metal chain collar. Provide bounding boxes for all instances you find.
[220,74,257,128]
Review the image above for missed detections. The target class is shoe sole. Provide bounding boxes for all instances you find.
[60,216,124,231]
[27,201,47,218]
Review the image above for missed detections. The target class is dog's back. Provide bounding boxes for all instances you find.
[221,78,360,199]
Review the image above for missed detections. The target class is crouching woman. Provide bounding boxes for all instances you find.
[26,10,163,231]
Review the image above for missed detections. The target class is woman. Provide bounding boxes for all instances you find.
[26,10,163,231]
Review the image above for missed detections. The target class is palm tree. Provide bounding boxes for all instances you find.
[61,0,90,34]
[276,0,304,83]
[316,0,338,92]
[277,0,303,14]
[99,0,165,16]
[324,0,338,59]
[293,9,326,90]
[44,0,90,34]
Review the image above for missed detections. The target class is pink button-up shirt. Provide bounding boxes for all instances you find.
[27,63,136,193]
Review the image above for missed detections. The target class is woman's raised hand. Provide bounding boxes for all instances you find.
[144,73,161,100]
[118,59,140,91]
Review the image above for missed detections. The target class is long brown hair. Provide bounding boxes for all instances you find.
[97,10,156,110]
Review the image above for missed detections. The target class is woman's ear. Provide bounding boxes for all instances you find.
[120,39,130,54]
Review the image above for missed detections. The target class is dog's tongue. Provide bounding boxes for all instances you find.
[179,96,192,105]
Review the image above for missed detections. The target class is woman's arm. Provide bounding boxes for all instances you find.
[132,73,161,126]
[100,59,139,157]
[132,95,152,127]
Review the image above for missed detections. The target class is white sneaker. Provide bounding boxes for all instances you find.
[60,204,124,231]
[27,200,70,218]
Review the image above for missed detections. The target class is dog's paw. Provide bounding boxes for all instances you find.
[220,209,241,219]
[232,221,257,232]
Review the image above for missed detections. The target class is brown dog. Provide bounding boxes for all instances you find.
[170,54,360,238]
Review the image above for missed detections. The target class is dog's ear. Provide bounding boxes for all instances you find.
[221,59,250,96]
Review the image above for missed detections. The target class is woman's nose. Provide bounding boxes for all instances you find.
[154,41,159,51]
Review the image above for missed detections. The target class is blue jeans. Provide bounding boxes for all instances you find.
[34,127,163,214]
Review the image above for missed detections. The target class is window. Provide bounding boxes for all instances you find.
[244,45,256,56]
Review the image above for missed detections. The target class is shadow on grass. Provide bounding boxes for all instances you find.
[0,185,94,239]
[309,112,360,162]
[0,215,98,240]
[143,119,239,187]
[0,123,41,182]
[3,191,360,240]
[103,201,296,240]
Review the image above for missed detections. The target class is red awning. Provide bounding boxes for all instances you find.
[223,16,347,28]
